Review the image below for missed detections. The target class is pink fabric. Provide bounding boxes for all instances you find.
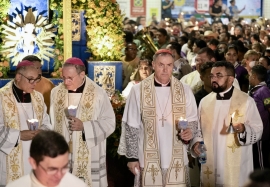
[16,60,34,69]
[65,57,84,66]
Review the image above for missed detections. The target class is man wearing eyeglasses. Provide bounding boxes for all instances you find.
[50,57,115,187]
[22,55,55,114]
[190,61,263,187]
[6,130,87,187]
[0,60,51,186]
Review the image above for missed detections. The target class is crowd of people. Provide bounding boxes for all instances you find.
[120,6,270,187]
[1,3,270,187]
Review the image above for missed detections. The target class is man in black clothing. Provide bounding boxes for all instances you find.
[194,61,215,106]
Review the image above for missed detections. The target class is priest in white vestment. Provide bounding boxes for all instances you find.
[50,57,115,187]
[118,49,200,187]
[0,61,51,186]
[180,47,240,93]
[191,61,263,187]
[6,131,87,187]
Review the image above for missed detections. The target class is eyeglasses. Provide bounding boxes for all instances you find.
[19,73,41,84]
[209,74,233,79]
[38,163,69,175]
[62,74,79,82]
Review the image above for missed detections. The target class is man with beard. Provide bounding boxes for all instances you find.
[190,61,263,186]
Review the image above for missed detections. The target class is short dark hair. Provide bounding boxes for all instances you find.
[200,61,215,76]
[198,47,215,60]
[30,131,69,164]
[260,56,270,66]
[212,61,235,77]
[157,28,167,36]
[168,42,182,56]
[124,31,134,43]
[245,169,270,187]
[22,55,41,62]
[195,39,207,49]
[179,36,188,43]
[224,44,239,55]
[251,65,267,82]
[222,25,228,33]
[208,39,219,47]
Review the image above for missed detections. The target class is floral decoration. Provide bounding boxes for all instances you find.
[0,0,10,78]
[85,0,125,61]
[107,90,125,158]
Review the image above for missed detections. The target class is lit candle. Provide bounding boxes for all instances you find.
[27,119,39,131]
[68,105,77,117]
[178,117,188,130]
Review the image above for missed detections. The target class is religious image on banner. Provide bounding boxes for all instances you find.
[130,0,146,17]
[0,5,55,66]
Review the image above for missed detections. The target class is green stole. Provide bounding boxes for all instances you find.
[140,74,187,186]
[200,88,248,187]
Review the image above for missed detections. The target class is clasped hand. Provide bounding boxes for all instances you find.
[20,130,41,141]
[178,128,193,141]
[233,123,245,133]
[68,116,84,131]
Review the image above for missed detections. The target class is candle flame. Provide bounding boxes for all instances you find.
[232,112,235,118]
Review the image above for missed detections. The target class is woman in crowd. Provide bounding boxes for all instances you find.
[224,44,249,92]
[209,0,224,22]
[122,59,152,98]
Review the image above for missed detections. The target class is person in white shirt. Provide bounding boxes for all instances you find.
[6,130,87,187]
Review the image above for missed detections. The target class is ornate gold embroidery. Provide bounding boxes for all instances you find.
[53,81,95,187]
[233,109,244,122]
[0,81,44,183]
[141,75,187,186]
[204,167,213,179]
[227,141,240,153]
[172,160,183,180]
[147,164,159,184]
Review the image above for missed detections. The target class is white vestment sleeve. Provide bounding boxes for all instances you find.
[237,97,263,145]
[118,84,141,157]
[0,98,20,155]
[37,93,52,130]
[189,99,203,157]
[83,90,115,149]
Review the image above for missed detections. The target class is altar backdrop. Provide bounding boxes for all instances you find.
[7,0,54,77]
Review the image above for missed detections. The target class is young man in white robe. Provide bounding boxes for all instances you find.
[191,61,263,187]
[118,49,200,186]
[50,57,115,187]
[0,60,51,185]
[6,130,87,187]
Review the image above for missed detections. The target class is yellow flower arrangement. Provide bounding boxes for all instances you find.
[0,0,10,78]
[85,0,124,61]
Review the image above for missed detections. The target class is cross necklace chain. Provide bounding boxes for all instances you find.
[12,86,35,128]
[155,89,171,127]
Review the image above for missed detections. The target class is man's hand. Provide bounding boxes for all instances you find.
[192,142,201,156]
[127,161,140,175]
[233,123,245,133]
[68,117,84,131]
[179,128,193,141]
[20,130,38,141]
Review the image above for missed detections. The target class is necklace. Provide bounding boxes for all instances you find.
[155,88,171,127]
[12,85,35,129]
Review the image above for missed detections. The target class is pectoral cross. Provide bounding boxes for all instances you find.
[159,115,166,127]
